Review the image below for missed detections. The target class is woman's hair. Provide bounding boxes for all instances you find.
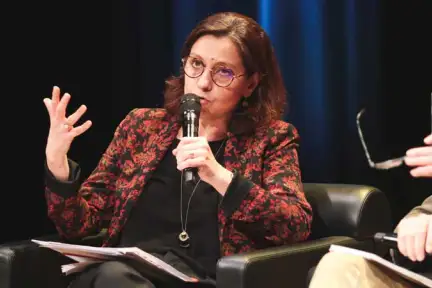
[164,12,287,133]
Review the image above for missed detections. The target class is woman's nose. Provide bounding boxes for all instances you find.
[196,69,213,91]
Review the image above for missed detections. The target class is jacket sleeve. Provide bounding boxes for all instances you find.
[404,196,432,218]
[44,109,137,241]
[394,195,432,233]
[220,124,312,246]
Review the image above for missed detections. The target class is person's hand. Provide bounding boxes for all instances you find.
[173,137,232,194]
[43,86,92,180]
[397,214,432,262]
[405,133,432,178]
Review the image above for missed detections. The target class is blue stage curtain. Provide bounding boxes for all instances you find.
[171,0,380,183]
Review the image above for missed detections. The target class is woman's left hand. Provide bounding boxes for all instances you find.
[173,137,232,194]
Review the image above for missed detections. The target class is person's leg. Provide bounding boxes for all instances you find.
[68,261,156,288]
[309,252,417,288]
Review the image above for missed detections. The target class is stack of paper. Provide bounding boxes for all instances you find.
[32,239,199,282]
[329,244,432,288]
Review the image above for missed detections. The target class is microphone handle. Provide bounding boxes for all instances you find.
[374,232,398,249]
[183,111,199,185]
[184,168,198,183]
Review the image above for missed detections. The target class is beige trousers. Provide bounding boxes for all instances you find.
[309,252,418,288]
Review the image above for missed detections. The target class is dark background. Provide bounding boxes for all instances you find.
[2,1,431,243]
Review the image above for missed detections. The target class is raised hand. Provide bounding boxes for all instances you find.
[43,86,92,180]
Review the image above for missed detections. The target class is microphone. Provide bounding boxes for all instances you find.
[374,232,398,249]
[179,93,202,185]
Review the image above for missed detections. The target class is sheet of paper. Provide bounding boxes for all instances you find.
[61,261,102,275]
[119,247,199,282]
[330,244,432,288]
[32,239,199,282]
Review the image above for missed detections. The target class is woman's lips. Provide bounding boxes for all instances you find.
[200,98,210,105]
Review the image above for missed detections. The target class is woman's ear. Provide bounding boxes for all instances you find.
[243,72,260,98]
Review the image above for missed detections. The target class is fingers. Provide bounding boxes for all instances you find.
[398,232,408,259]
[43,98,53,118]
[399,234,418,262]
[173,137,208,156]
[55,93,71,120]
[177,136,207,147]
[424,134,432,145]
[52,86,60,111]
[174,138,211,171]
[177,156,206,171]
[405,154,432,167]
[70,120,92,137]
[406,146,432,158]
[398,215,430,262]
[426,218,432,254]
[405,235,417,262]
[409,165,432,178]
[67,105,87,126]
[44,87,92,141]
[405,145,432,178]
[414,231,427,261]
[176,148,208,163]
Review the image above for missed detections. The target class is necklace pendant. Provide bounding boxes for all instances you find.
[178,231,190,248]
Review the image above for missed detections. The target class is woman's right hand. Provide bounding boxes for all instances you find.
[43,86,92,181]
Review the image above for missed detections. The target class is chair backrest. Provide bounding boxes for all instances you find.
[303,183,393,240]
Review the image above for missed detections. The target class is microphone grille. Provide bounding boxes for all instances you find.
[180,93,201,115]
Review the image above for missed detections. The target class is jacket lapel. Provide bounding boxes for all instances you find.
[130,114,180,200]
[108,114,180,245]
[223,131,248,174]
[140,117,181,175]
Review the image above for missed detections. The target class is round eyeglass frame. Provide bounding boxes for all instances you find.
[181,56,246,88]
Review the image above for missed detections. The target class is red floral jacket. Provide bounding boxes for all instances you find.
[45,108,312,256]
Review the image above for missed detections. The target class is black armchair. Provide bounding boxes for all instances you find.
[0,183,393,288]
[216,183,393,288]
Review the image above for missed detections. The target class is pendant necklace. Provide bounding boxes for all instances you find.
[179,138,226,248]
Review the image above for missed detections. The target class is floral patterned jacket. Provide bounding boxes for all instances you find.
[45,108,312,256]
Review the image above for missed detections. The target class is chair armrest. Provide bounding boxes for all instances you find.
[0,235,71,288]
[303,183,393,240]
[0,232,106,288]
[216,236,375,288]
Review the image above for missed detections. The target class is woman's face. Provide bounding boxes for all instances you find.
[184,35,258,121]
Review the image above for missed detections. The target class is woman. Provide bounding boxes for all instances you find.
[43,12,312,288]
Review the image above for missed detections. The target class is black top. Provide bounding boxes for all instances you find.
[118,138,226,279]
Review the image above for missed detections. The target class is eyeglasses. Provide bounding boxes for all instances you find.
[356,108,405,170]
[182,56,245,88]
